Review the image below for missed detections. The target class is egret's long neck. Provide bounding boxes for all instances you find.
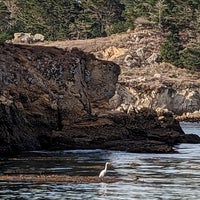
[105,163,108,170]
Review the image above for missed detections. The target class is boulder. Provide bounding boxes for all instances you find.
[12,33,45,44]
[33,34,45,42]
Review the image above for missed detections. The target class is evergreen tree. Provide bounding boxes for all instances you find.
[81,0,125,37]
[180,45,200,71]
[160,31,183,66]
[40,0,82,40]
[161,0,200,31]
[121,0,147,29]
[0,1,12,43]
[15,0,45,34]
[15,0,82,40]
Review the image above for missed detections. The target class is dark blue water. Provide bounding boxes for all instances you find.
[0,122,200,200]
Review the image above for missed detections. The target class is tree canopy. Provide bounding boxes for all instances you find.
[1,0,200,70]
[1,0,200,40]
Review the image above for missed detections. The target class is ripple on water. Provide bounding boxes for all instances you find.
[0,122,200,199]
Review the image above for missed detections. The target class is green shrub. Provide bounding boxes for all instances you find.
[106,21,127,35]
[0,32,11,44]
[180,45,200,71]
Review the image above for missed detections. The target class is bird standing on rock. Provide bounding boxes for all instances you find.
[99,162,110,179]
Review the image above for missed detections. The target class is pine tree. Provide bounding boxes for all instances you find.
[160,31,183,66]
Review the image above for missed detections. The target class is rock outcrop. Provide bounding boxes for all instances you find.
[40,110,200,154]
[110,72,200,116]
[11,33,45,44]
[0,44,120,155]
[43,24,200,116]
[0,40,199,156]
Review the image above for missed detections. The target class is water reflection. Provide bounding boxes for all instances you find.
[0,122,200,199]
[98,182,107,196]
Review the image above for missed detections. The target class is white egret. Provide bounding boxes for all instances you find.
[99,162,110,179]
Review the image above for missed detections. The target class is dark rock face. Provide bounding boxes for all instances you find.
[0,44,120,155]
[0,44,199,156]
[0,103,40,154]
[40,111,200,154]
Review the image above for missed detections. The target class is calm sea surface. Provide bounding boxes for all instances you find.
[0,122,200,200]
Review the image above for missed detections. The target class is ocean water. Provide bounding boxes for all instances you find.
[0,122,200,200]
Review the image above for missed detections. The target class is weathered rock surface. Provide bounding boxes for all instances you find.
[44,24,200,116]
[11,33,45,44]
[0,43,199,156]
[175,110,200,122]
[0,44,119,155]
[40,111,199,154]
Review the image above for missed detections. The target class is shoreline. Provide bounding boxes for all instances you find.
[2,111,200,157]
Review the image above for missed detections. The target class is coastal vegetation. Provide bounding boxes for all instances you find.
[1,0,200,70]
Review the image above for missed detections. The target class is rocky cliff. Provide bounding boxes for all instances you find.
[44,24,200,119]
[0,44,120,155]
[1,29,200,155]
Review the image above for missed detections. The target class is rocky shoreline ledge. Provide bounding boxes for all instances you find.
[176,112,200,122]
[0,44,200,156]
[39,111,200,154]
[1,101,199,156]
